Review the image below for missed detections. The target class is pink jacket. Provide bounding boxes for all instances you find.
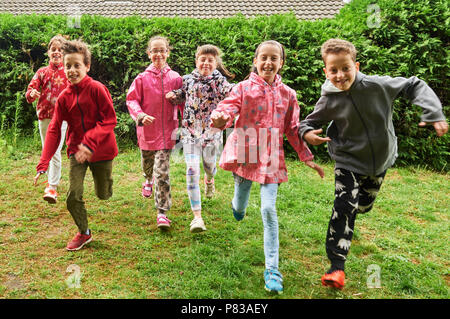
[126,64,182,150]
[212,72,313,184]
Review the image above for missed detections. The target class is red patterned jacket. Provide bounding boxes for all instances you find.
[26,62,68,120]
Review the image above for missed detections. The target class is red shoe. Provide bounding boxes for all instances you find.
[66,231,92,251]
[321,270,345,290]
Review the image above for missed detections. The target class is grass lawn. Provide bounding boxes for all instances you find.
[0,144,448,299]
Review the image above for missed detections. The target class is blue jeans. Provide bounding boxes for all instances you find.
[232,174,279,271]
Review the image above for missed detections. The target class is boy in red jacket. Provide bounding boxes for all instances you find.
[34,40,118,251]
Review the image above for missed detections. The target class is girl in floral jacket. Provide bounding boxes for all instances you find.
[26,35,69,204]
[211,40,324,294]
[166,44,234,233]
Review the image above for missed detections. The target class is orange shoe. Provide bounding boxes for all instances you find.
[321,270,345,290]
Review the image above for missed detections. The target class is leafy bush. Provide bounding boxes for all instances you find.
[0,0,448,170]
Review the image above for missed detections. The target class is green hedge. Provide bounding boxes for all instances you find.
[0,0,448,170]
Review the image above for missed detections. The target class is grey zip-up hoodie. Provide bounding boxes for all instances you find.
[299,72,445,176]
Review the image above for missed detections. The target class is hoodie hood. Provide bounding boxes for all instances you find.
[321,71,365,95]
[145,63,171,75]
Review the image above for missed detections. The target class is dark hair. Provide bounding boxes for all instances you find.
[196,44,235,79]
[62,40,91,66]
[247,40,286,79]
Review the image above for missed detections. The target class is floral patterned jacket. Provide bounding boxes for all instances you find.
[26,62,68,120]
[171,69,234,145]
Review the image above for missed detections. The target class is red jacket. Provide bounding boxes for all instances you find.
[26,62,69,120]
[37,75,118,172]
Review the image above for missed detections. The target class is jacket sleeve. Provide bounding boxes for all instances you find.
[285,91,314,162]
[171,76,185,118]
[217,76,235,99]
[36,97,64,172]
[382,75,445,122]
[298,95,331,139]
[25,69,43,103]
[82,84,117,154]
[211,83,243,130]
[126,76,145,123]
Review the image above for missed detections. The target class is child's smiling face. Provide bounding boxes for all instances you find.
[148,39,169,69]
[64,53,90,85]
[253,44,283,85]
[48,41,63,66]
[196,53,217,77]
[323,52,360,91]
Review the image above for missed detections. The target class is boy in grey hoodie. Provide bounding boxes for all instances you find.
[299,38,447,289]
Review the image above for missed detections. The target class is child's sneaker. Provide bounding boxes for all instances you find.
[232,203,245,221]
[142,181,153,198]
[157,214,171,229]
[66,230,92,251]
[321,270,345,290]
[190,217,206,233]
[43,185,58,204]
[264,269,283,294]
[204,175,215,199]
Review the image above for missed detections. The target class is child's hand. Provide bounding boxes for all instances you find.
[304,160,325,179]
[30,89,41,99]
[210,111,229,129]
[303,129,331,145]
[33,171,45,186]
[165,91,176,102]
[75,144,93,163]
[419,120,448,137]
[142,115,155,126]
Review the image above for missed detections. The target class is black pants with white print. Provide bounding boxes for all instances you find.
[326,168,387,271]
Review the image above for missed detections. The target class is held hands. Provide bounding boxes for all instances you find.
[210,111,230,129]
[75,144,93,164]
[305,160,325,179]
[165,91,176,103]
[303,129,331,146]
[419,120,448,137]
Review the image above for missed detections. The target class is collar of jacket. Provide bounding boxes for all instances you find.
[68,75,92,91]
[49,62,63,71]
[249,71,282,87]
[146,64,171,75]
[350,71,365,91]
[191,69,222,83]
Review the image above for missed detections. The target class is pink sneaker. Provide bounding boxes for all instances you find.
[142,180,153,198]
[156,214,171,229]
[43,185,58,204]
[66,231,92,251]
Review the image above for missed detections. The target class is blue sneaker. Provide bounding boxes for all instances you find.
[264,269,283,294]
[232,203,245,221]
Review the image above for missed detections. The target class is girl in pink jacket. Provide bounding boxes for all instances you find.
[126,36,182,230]
[211,40,324,294]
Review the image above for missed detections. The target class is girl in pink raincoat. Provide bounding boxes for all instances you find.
[126,36,182,230]
[211,40,324,294]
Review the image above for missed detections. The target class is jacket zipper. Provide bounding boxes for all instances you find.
[75,86,87,132]
[349,94,376,175]
[161,70,166,149]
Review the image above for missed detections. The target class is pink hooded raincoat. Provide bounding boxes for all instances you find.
[126,64,182,150]
[212,72,314,184]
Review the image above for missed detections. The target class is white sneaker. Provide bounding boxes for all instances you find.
[190,217,206,233]
[43,186,57,204]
